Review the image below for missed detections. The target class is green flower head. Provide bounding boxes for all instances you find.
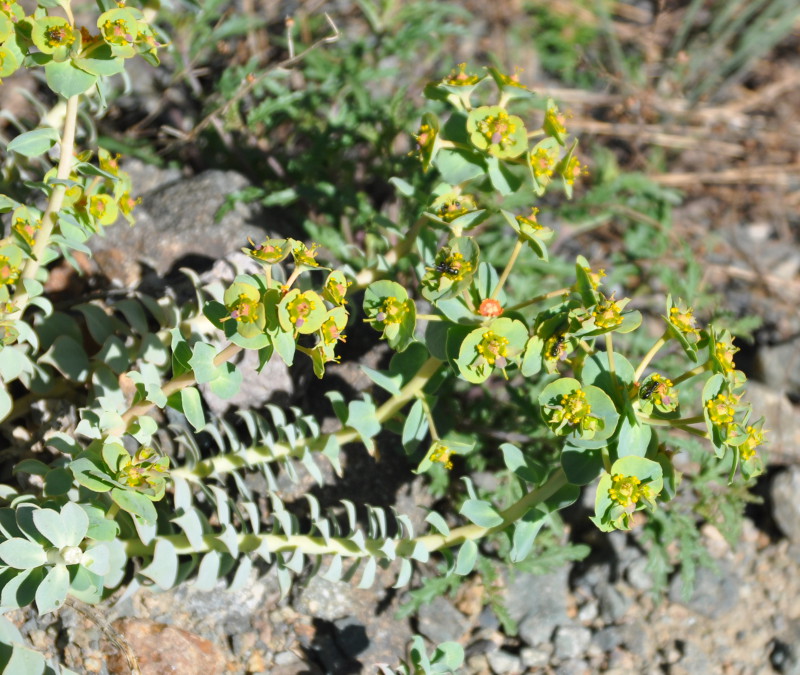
[32,17,79,60]
[467,105,528,159]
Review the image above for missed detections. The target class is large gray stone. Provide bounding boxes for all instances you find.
[505,567,570,647]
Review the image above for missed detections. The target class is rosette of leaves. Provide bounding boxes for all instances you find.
[466,105,528,159]
[455,317,527,384]
[0,502,123,613]
[592,456,664,531]
[500,209,553,261]
[363,280,416,352]
[421,237,479,303]
[538,377,619,442]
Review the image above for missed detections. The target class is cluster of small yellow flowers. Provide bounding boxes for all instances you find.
[12,216,39,246]
[563,154,588,186]
[476,330,509,368]
[434,251,471,280]
[474,109,519,151]
[706,392,738,426]
[444,62,481,86]
[101,17,132,47]
[247,238,285,264]
[226,293,261,325]
[738,425,766,461]
[292,241,320,267]
[560,389,590,424]
[435,194,477,223]
[320,317,346,345]
[582,265,606,290]
[592,294,623,329]
[530,145,559,180]
[642,373,675,407]
[376,296,408,325]
[714,339,739,374]
[413,122,435,157]
[0,255,19,286]
[545,334,567,361]
[516,207,542,230]
[429,441,454,470]
[324,275,351,306]
[669,306,699,338]
[116,447,168,493]
[286,292,316,329]
[495,66,527,88]
[608,473,651,508]
[45,21,75,48]
[478,298,503,318]
[545,106,567,137]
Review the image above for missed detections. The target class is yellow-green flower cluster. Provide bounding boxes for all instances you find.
[706,392,737,426]
[608,473,652,509]
[443,62,481,86]
[592,294,623,329]
[475,330,509,368]
[429,441,454,470]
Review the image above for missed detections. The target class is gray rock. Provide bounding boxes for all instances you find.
[506,567,570,646]
[672,640,713,675]
[520,646,551,669]
[592,626,624,653]
[554,658,591,675]
[625,557,655,592]
[668,559,739,619]
[416,596,470,645]
[771,618,800,675]
[746,382,800,464]
[553,625,592,661]
[486,648,523,674]
[772,468,800,544]
[755,341,800,401]
[89,169,266,286]
[597,584,632,623]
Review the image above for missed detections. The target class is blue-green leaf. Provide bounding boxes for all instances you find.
[7,127,59,158]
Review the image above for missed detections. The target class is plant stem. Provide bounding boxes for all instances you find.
[416,393,439,441]
[171,356,444,480]
[506,287,570,313]
[605,332,619,396]
[125,468,568,559]
[672,363,708,386]
[415,314,444,321]
[110,342,242,437]
[491,236,524,300]
[632,331,668,382]
[354,217,425,289]
[11,95,79,314]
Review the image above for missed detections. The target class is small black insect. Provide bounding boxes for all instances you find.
[434,261,459,276]
[640,380,659,400]
[550,334,566,358]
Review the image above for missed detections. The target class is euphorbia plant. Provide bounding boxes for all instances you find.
[0,2,766,668]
